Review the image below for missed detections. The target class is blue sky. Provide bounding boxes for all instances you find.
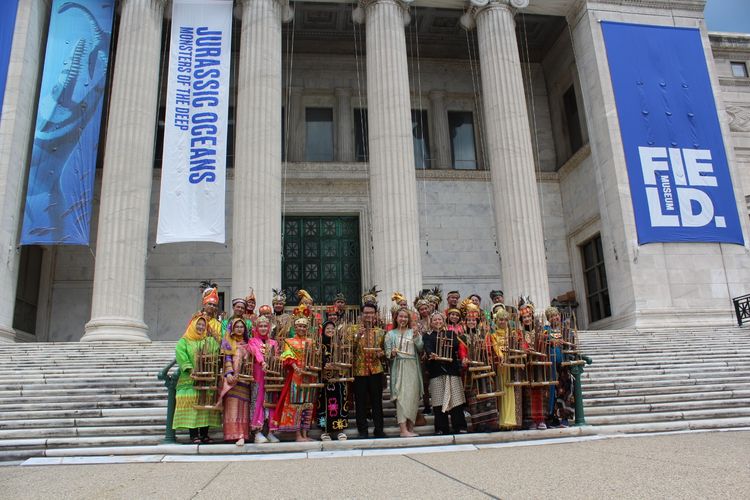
[705,0,750,33]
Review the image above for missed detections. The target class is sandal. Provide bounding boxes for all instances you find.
[321,433,332,441]
[201,436,213,444]
[191,437,202,444]
[337,433,347,441]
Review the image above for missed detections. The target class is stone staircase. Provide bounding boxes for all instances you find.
[0,326,748,462]
[579,326,750,433]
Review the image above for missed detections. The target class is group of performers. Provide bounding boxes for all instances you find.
[172,284,583,444]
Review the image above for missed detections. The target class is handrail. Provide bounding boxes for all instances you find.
[571,354,593,426]
[157,358,179,444]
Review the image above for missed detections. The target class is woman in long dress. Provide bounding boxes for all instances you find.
[385,307,423,437]
[272,315,318,442]
[488,307,518,429]
[218,318,252,445]
[173,314,222,443]
[318,320,350,441]
[246,315,280,443]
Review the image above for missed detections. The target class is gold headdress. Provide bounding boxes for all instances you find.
[362,286,381,307]
[272,288,287,305]
[297,289,314,305]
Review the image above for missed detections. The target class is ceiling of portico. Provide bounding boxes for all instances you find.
[283,2,567,61]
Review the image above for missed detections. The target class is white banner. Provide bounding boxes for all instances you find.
[156,0,233,244]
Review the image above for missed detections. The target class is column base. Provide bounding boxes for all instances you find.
[82,317,151,342]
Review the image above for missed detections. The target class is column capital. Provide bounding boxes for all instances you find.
[237,0,294,23]
[352,0,413,26]
[460,0,529,31]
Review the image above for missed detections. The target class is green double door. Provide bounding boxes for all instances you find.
[282,216,361,306]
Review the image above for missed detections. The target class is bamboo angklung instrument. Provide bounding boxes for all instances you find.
[504,311,529,387]
[191,341,222,410]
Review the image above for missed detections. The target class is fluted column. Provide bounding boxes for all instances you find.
[335,87,354,162]
[233,0,291,303]
[354,0,423,301]
[286,85,303,162]
[429,90,451,169]
[0,0,49,342]
[462,0,550,307]
[82,0,166,342]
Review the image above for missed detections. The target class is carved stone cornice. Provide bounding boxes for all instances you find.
[567,0,706,27]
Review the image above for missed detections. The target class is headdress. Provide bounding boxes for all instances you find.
[294,316,310,328]
[518,295,535,315]
[223,317,249,355]
[334,292,347,303]
[272,288,287,305]
[462,302,481,320]
[361,286,381,308]
[492,306,509,322]
[490,290,504,300]
[445,307,461,317]
[258,304,272,316]
[427,286,443,307]
[545,306,560,320]
[297,289,314,305]
[252,315,271,338]
[182,313,210,341]
[391,291,407,305]
[245,288,256,303]
[292,303,312,319]
[469,293,482,304]
[202,287,219,306]
[414,290,430,309]
[491,303,507,315]
[231,297,248,308]
[326,305,338,315]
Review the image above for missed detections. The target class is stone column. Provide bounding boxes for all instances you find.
[353,0,423,301]
[286,85,303,162]
[428,90,451,169]
[82,0,166,342]
[462,0,550,307]
[0,0,49,342]
[233,0,291,303]
[335,87,354,162]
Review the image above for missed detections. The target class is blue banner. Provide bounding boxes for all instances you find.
[602,21,744,245]
[0,0,19,116]
[20,0,114,245]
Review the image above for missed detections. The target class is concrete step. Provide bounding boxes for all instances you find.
[0,400,167,412]
[0,425,168,440]
[582,375,750,391]
[0,407,165,421]
[585,397,750,416]
[585,407,750,425]
[582,381,750,398]
[584,389,750,407]
[594,416,750,434]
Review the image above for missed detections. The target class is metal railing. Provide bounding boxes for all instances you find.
[733,294,750,326]
[571,355,592,426]
[157,359,178,444]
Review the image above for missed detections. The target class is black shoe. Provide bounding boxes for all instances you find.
[423,407,432,415]
[373,430,387,439]
[358,432,370,439]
